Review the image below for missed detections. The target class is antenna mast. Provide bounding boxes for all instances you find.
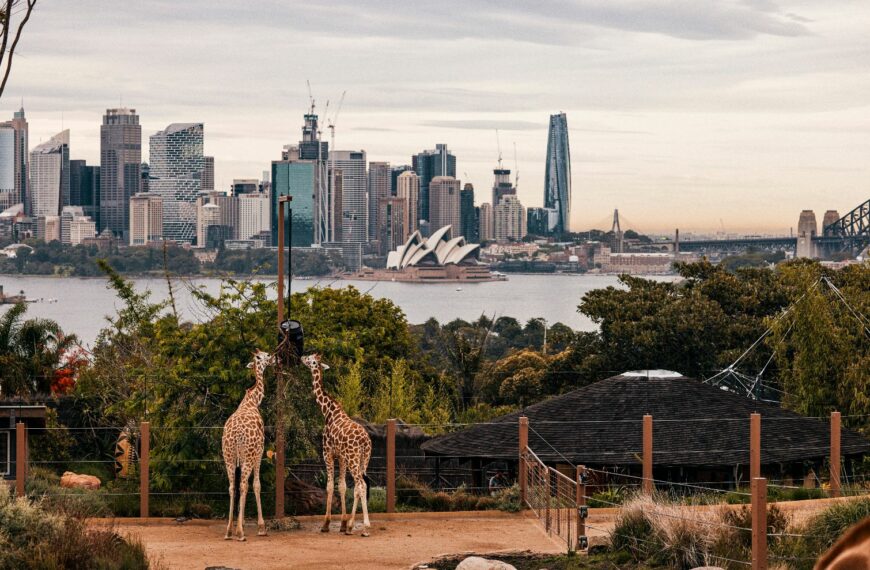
[327,91,346,243]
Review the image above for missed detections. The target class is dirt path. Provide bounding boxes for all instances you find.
[118,512,583,570]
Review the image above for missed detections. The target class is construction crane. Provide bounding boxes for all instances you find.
[513,142,519,190]
[326,91,346,242]
[495,129,503,169]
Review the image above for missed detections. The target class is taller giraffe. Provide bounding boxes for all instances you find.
[222,349,274,541]
[302,353,372,536]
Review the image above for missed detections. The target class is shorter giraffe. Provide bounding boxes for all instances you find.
[301,353,373,536]
[222,349,274,541]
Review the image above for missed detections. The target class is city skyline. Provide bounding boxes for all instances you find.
[2,1,868,233]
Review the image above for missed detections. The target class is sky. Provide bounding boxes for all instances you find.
[3,0,869,235]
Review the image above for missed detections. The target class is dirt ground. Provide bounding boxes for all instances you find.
[114,497,850,570]
[117,512,589,570]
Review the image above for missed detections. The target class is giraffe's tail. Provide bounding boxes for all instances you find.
[232,465,242,507]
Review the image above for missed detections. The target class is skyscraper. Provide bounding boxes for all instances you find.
[297,110,329,243]
[149,123,204,243]
[0,107,29,213]
[494,194,526,241]
[460,183,478,242]
[428,176,461,232]
[491,167,514,207]
[478,202,493,242]
[238,192,270,240]
[129,193,163,246]
[413,144,455,224]
[70,161,100,226]
[202,156,215,191]
[368,161,391,242]
[396,170,419,236]
[544,113,571,234]
[330,150,367,245]
[0,126,15,210]
[29,130,69,218]
[378,196,407,256]
[100,108,141,238]
[271,159,316,247]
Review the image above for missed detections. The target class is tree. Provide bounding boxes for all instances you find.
[0,302,78,396]
[371,358,419,424]
[0,1,37,100]
[768,262,870,431]
[336,352,364,417]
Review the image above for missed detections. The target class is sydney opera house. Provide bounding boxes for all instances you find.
[351,225,503,282]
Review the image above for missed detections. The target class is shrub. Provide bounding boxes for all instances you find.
[493,483,522,512]
[609,494,662,563]
[788,497,870,566]
[0,488,153,569]
[25,467,111,519]
[588,486,625,508]
[396,474,429,508]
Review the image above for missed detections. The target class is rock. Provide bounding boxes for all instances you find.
[60,471,101,490]
[284,478,325,515]
[455,557,517,570]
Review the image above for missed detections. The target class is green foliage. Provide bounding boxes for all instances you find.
[0,239,199,276]
[0,302,78,396]
[0,488,152,570]
[768,262,870,428]
[786,497,870,567]
[371,359,419,423]
[210,247,343,276]
[336,353,364,417]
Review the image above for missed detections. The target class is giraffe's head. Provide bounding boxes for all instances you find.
[301,353,330,371]
[247,349,275,372]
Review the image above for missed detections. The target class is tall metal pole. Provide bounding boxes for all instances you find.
[275,196,291,518]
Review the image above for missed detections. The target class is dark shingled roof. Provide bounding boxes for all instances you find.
[421,372,870,467]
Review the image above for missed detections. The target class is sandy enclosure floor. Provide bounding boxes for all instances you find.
[118,512,582,570]
[113,498,851,569]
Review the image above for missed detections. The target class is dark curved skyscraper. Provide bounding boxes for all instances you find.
[544,113,571,234]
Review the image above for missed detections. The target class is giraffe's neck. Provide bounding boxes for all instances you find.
[311,367,341,423]
[242,363,266,409]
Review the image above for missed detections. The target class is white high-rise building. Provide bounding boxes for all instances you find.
[428,176,461,233]
[396,170,419,236]
[60,205,84,244]
[494,194,526,241]
[330,150,367,245]
[0,126,15,210]
[29,130,70,218]
[129,192,163,246]
[149,123,204,243]
[69,216,97,245]
[196,202,220,247]
[238,192,270,240]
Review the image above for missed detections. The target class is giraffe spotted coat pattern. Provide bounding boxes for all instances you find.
[302,353,373,536]
[222,349,274,541]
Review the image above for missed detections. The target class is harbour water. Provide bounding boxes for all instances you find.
[0,274,679,347]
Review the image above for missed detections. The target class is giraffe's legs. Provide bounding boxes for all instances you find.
[224,462,236,540]
[338,459,348,533]
[347,466,368,536]
[321,452,334,532]
[360,472,371,535]
[235,463,253,541]
[253,464,266,536]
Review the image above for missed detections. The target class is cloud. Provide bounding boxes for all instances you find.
[421,120,543,131]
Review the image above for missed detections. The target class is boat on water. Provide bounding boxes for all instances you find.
[0,284,27,305]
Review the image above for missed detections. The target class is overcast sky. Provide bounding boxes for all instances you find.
[3,1,869,234]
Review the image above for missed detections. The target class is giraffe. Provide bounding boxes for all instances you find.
[222,349,274,541]
[301,353,372,537]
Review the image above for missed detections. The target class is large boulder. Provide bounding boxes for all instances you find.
[455,557,517,570]
[60,471,101,490]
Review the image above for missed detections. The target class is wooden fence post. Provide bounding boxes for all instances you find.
[544,467,551,533]
[140,421,150,519]
[15,422,25,498]
[576,465,586,551]
[750,413,761,483]
[830,411,841,498]
[642,414,653,495]
[386,418,396,513]
[752,477,768,570]
[519,416,528,505]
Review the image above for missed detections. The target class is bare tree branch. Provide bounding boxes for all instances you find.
[0,0,36,101]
